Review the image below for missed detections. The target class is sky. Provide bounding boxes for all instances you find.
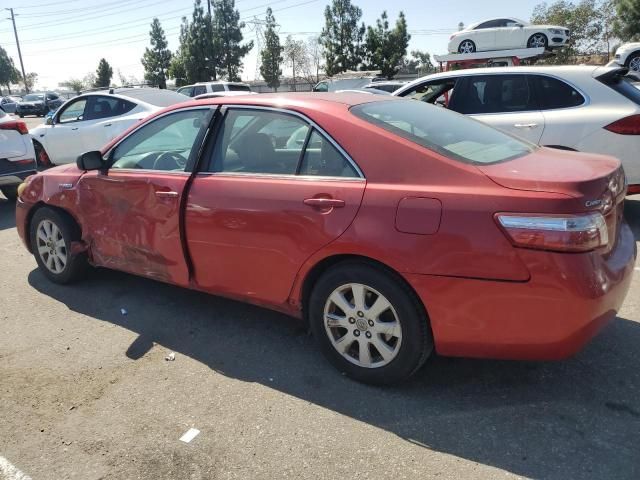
[0,0,544,90]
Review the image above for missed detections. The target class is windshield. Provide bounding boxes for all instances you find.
[351,100,534,165]
[23,94,44,101]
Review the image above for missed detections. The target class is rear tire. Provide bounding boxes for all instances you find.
[458,40,476,54]
[29,207,88,284]
[309,262,433,385]
[626,52,640,72]
[1,186,18,201]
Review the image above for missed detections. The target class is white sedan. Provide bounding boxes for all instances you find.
[448,18,570,54]
[30,88,189,166]
[614,42,640,72]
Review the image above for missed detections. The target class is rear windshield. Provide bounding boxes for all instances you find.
[351,100,534,165]
[228,84,251,92]
[604,75,640,105]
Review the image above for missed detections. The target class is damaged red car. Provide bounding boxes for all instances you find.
[15,93,636,384]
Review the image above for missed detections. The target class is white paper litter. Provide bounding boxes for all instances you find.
[179,428,200,443]
[120,308,127,315]
[165,352,176,361]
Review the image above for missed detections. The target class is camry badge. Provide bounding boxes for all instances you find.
[585,199,602,208]
[59,183,73,189]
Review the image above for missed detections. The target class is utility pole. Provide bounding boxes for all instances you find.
[207,0,211,17]
[6,8,28,93]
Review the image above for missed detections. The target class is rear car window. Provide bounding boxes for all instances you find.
[228,84,251,92]
[351,100,534,165]
[530,75,585,109]
[602,75,640,106]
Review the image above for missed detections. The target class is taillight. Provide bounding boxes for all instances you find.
[604,114,640,135]
[496,212,608,253]
[0,120,29,135]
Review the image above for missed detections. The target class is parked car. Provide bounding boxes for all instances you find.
[30,87,188,166]
[177,82,252,97]
[448,18,570,54]
[16,92,64,117]
[362,81,407,93]
[0,95,22,114]
[15,93,635,384]
[0,109,36,200]
[393,65,640,193]
[614,42,640,72]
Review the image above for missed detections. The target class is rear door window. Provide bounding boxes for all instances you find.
[85,96,136,120]
[228,84,251,92]
[530,75,585,109]
[451,75,536,114]
[209,84,225,92]
[193,85,207,96]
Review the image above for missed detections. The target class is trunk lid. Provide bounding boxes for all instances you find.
[476,147,622,201]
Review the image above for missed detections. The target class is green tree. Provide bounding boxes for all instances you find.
[168,16,190,86]
[320,0,366,75]
[0,46,21,94]
[141,18,173,89]
[94,58,113,87]
[284,35,307,91]
[59,78,85,94]
[363,11,411,78]
[614,0,640,41]
[25,72,38,91]
[260,8,283,91]
[531,0,614,64]
[213,0,253,81]
[184,0,217,83]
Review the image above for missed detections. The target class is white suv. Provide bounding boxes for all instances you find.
[0,110,37,200]
[177,82,252,97]
[393,66,640,193]
[614,43,640,72]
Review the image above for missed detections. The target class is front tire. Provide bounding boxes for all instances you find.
[29,207,88,284]
[626,53,640,72]
[458,40,476,54]
[309,262,433,385]
[528,33,548,49]
[1,186,18,201]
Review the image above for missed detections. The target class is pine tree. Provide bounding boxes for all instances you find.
[614,0,640,41]
[184,0,216,83]
[260,8,283,91]
[0,46,21,94]
[213,0,254,81]
[168,16,190,86]
[94,59,113,88]
[363,11,410,78]
[141,18,172,89]
[320,0,365,76]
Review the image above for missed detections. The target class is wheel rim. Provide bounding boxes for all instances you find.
[36,219,67,274]
[324,283,402,369]
[530,34,546,48]
[459,41,474,54]
[629,57,640,72]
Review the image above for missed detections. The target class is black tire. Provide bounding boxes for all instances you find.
[527,33,548,49]
[309,262,433,385]
[1,186,18,201]
[458,40,476,54]
[18,114,24,118]
[625,52,640,72]
[29,207,88,284]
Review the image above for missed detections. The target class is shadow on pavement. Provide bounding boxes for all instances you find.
[28,262,640,480]
[0,197,16,230]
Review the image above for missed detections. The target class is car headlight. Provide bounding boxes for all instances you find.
[550,29,564,35]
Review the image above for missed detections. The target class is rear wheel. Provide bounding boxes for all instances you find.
[29,207,88,284]
[458,40,476,54]
[626,53,640,72]
[528,33,548,49]
[1,186,18,201]
[309,262,433,385]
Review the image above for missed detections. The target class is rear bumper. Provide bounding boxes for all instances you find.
[0,158,37,187]
[405,220,636,360]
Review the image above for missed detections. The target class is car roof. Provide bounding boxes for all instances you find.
[192,92,394,107]
[405,65,611,82]
[79,88,187,107]
[466,17,526,29]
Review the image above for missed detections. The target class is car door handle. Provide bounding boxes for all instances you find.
[514,123,538,128]
[71,127,79,131]
[303,198,345,208]
[104,123,112,127]
[155,190,179,198]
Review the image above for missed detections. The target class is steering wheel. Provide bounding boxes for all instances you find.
[153,151,187,171]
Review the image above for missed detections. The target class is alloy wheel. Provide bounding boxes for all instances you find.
[459,40,475,54]
[36,219,67,274]
[629,56,640,72]
[529,34,547,48]
[323,283,402,368]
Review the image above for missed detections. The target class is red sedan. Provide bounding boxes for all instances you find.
[15,93,636,384]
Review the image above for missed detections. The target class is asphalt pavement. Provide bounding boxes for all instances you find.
[0,194,639,480]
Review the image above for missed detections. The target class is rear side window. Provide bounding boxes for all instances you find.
[451,75,536,114]
[299,130,359,177]
[351,100,534,165]
[228,84,251,92]
[602,75,640,106]
[531,75,585,109]
[209,84,225,92]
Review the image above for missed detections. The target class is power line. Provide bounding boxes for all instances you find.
[15,0,154,19]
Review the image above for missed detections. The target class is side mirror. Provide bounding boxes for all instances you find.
[77,151,105,171]
[45,116,54,126]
